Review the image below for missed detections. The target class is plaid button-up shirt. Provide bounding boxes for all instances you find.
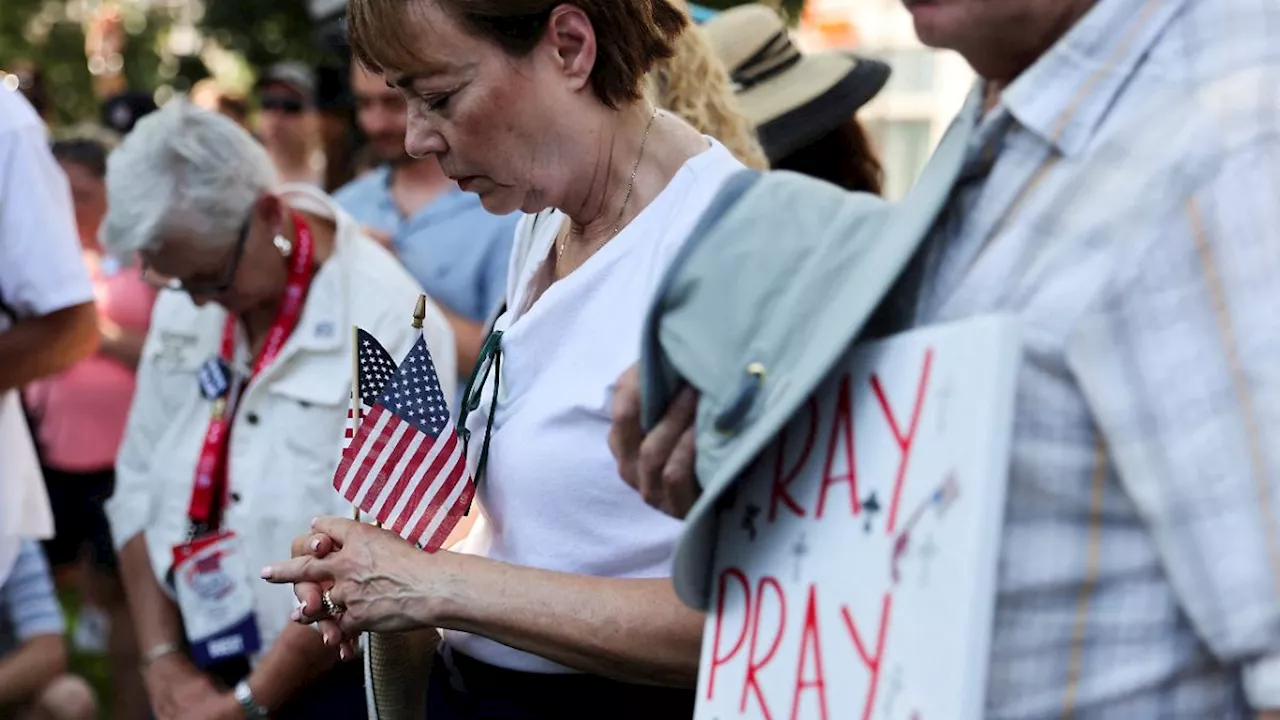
[909,0,1280,716]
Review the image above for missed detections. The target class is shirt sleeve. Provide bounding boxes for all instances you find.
[1067,138,1280,706]
[0,540,64,641]
[106,301,172,549]
[0,122,92,320]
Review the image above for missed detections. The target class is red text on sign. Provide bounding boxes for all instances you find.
[872,349,933,532]
[705,570,896,720]
[770,398,819,522]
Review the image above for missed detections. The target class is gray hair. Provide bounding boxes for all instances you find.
[101,99,278,257]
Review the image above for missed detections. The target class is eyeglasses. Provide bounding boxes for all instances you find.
[259,95,305,115]
[457,328,503,488]
[142,213,252,296]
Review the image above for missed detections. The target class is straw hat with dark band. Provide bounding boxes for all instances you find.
[702,4,891,163]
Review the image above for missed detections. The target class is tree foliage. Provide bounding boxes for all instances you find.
[200,0,320,69]
[2,0,805,127]
[0,0,174,126]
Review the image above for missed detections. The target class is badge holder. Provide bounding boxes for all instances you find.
[172,360,263,668]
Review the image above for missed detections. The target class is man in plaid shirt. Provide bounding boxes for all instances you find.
[612,0,1280,716]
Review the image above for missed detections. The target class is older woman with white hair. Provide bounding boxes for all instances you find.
[102,100,455,720]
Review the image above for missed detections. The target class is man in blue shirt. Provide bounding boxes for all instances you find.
[335,63,517,375]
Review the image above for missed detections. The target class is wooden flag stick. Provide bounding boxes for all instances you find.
[351,324,362,523]
[367,294,438,720]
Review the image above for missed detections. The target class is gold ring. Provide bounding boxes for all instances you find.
[321,589,344,616]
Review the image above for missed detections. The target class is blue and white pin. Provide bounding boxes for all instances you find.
[198,356,233,402]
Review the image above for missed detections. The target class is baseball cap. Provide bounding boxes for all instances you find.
[254,62,316,104]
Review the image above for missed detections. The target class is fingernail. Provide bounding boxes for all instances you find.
[340,647,349,661]
[290,608,301,621]
[259,567,272,579]
[323,633,332,647]
[311,517,320,527]
[310,537,321,551]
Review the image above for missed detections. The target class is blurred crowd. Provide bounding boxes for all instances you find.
[2,0,1278,718]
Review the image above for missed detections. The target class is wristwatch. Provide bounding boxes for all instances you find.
[233,680,269,719]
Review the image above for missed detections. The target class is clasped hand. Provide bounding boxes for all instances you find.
[608,364,701,519]
[261,516,448,660]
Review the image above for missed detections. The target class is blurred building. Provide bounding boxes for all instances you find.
[796,0,975,199]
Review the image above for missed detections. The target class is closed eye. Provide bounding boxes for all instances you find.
[424,93,452,112]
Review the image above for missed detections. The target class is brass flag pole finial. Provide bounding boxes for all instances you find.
[412,295,426,330]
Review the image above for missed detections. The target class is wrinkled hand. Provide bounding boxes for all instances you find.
[265,517,450,643]
[608,364,700,519]
[287,529,351,658]
[143,655,227,720]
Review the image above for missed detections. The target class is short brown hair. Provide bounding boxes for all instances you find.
[348,0,687,108]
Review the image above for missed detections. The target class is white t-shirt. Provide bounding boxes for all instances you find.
[445,138,744,672]
[0,88,93,545]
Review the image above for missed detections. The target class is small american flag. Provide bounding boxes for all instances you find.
[334,334,474,551]
[344,329,398,453]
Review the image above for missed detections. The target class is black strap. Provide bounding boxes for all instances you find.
[730,31,804,91]
[457,329,503,498]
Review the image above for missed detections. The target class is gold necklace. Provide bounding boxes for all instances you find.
[557,108,661,266]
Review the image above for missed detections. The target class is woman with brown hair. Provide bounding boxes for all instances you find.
[263,1,748,717]
[704,3,891,194]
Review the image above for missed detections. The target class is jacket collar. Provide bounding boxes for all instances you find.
[239,186,359,408]
[999,0,1187,157]
[273,184,354,357]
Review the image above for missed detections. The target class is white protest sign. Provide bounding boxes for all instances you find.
[694,315,1020,720]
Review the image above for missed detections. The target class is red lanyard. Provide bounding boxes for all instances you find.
[187,212,316,531]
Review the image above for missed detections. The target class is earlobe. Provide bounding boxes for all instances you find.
[257,194,283,226]
[545,5,597,92]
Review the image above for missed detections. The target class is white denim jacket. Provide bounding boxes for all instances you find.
[106,185,457,656]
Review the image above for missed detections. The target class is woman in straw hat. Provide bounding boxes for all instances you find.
[263,0,750,717]
[703,3,891,193]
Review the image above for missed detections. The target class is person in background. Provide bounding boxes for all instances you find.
[0,67,99,545]
[254,62,326,187]
[100,91,158,137]
[191,78,251,130]
[23,135,154,720]
[645,0,768,171]
[0,541,97,720]
[103,100,452,720]
[334,62,518,377]
[350,143,382,179]
[703,3,889,193]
